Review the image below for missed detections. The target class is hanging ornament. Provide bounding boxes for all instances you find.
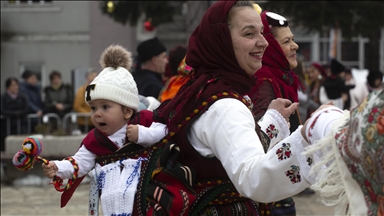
[144,18,155,32]
[106,1,114,13]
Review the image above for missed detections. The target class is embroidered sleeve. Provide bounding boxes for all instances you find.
[305,107,344,145]
[55,145,96,179]
[190,99,312,202]
[258,109,290,150]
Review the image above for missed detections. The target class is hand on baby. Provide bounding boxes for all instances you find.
[42,162,58,179]
[126,124,139,143]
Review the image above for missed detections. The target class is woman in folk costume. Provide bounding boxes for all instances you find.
[307,62,328,116]
[42,45,166,216]
[304,88,384,215]
[247,9,304,214]
[249,10,304,134]
[130,1,336,215]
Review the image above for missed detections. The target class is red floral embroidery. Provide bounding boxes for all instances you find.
[276,143,291,161]
[285,165,301,184]
[308,109,343,141]
[266,124,279,139]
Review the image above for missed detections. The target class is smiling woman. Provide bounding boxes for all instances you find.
[250,10,303,134]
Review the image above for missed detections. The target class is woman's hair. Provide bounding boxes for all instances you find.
[21,70,36,80]
[227,0,253,28]
[5,77,19,89]
[168,45,187,76]
[49,70,61,81]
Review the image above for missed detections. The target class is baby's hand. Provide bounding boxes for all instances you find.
[126,124,139,143]
[42,162,58,179]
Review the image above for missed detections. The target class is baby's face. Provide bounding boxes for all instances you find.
[89,99,131,136]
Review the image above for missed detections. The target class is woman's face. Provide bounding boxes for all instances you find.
[308,66,320,82]
[51,75,62,86]
[273,27,299,69]
[26,74,38,86]
[8,80,19,94]
[229,7,268,76]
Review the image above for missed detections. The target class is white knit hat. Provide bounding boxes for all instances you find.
[85,45,140,111]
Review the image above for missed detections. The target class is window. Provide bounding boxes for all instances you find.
[1,0,59,13]
[19,62,46,87]
[7,0,52,4]
[319,41,330,63]
[341,41,358,62]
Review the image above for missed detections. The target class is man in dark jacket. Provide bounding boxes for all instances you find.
[133,37,168,99]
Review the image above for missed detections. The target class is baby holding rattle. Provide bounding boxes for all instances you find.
[39,44,166,215]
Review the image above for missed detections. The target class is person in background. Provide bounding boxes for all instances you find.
[295,58,319,125]
[366,69,383,92]
[73,68,98,133]
[319,59,354,109]
[1,77,29,150]
[19,70,44,133]
[133,37,168,98]
[249,10,304,135]
[307,62,327,116]
[248,10,304,214]
[44,70,74,118]
[343,67,369,110]
[161,45,187,84]
[159,45,192,102]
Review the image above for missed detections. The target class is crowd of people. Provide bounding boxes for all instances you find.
[3,1,384,215]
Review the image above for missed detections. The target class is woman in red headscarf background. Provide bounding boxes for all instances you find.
[249,11,304,134]
[307,62,328,116]
[247,10,304,214]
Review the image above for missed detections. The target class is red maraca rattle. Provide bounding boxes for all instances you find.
[12,136,78,192]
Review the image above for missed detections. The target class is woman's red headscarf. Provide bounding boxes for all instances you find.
[156,0,255,132]
[252,10,303,102]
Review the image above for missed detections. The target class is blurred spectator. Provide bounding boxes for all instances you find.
[295,58,319,122]
[162,45,187,84]
[44,70,74,118]
[307,62,327,116]
[73,68,97,133]
[366,70,383,92]
[159,45,192,102]
[344,68,369,110]
[133,37,168,99]
[1,77,29,151]
[19,70,44,132]
[319,59,354,109]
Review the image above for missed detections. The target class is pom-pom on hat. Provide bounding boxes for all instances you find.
[330,59,346,75]
[85,45,140,111]
[137,37,167,63]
